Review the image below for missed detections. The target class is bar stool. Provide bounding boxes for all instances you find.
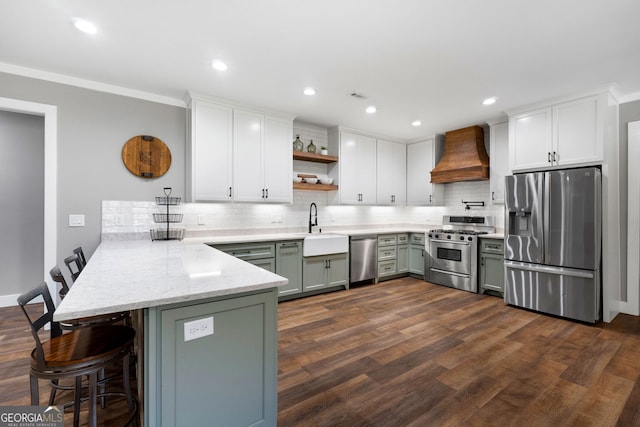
[18,283,138,427]
[73,246,87,267]
[49,266,130,328]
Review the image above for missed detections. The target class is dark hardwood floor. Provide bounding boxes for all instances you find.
[2,277,640,426]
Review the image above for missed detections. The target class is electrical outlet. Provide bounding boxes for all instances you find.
[184,317,214,342]
[68,214,85,227]
[197,214,205,225]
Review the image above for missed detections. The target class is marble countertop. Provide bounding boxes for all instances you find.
[53,240,287,321]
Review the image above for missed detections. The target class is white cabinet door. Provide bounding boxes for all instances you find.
[376,141,406,205]
[339,132,377,204]
[406,138,443,205]
[233,109,264,202]
[393,142,407,205]
[357,134,377,204]
[339,132,360,204]
[263,116,293,203]
[489,121,509,204]
[376,139,394,205]
[509,107,553,171]
[189,101,233,202]
[553,95,602,166]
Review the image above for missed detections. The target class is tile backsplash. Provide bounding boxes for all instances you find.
[102,180,503,240]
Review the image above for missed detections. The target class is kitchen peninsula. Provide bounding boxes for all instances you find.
[53,240,285,427]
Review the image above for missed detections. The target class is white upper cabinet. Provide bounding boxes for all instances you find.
[187,99,233,202]
[233,109,293,203]
[185,92,293,203]
[376,139,407,205]
[406,137,444,206]
[329,130,377,204]
[489,120,509,204]
[509,93,605,172]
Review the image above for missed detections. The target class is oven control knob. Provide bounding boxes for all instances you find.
[447,235,451,239]
[467,236,473,241]
[434,234,439,239]
[459,236,465,241]
[428,234,432,238]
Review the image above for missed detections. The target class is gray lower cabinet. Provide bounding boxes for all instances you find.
[479,238,505,295]
[275,241,302,297]
[397,244,408,273]
[408,233,425,276]
[303,253,348,291]
[145,289,278,426]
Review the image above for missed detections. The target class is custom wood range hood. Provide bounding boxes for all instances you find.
[430,125,489,183]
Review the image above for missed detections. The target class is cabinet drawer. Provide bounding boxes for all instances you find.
[378,260,397,277]
[396,233,409,244]
[378,234,397,246]
[377,246,397,261]
[480,239,504,254]
[213,242,276,260]
[410,233,425,245]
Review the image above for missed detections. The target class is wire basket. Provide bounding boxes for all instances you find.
[153,213,184,223]
[150,228,185,241]
[155,196,181,205]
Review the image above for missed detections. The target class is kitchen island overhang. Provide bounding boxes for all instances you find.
[54,239,285,427]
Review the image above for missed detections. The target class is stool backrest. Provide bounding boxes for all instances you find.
[64,253,83,282]
[49,266,70,299]
[73,246,87,268]
[17,283,62,368]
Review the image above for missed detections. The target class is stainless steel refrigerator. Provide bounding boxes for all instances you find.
[504,167,601,323]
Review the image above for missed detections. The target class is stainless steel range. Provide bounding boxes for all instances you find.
[424,215,495,293]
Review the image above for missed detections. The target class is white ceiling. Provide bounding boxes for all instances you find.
[1,0,640,140]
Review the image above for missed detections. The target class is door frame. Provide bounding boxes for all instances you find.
[0,97,57,305]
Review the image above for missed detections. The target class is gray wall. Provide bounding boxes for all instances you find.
[0,72,186,273]
[0,110,44,294]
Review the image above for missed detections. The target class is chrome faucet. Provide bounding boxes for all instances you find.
[308,202,318,233]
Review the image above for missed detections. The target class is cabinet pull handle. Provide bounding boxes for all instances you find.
[280,243,299,248]
[553,151,558,162]
[327,259,331,268]
[491,191,495,201]
[229,187,232,198]
[429,194,432,203]
[265,188,268,198]
[421,249,424,257]
[262,188,265,198]
[481,256,485,266]
[548,152,552,163]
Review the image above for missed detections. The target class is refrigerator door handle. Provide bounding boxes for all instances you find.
[543,172,550,263]
[504,260,594,279]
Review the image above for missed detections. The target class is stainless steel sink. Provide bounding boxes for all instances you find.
[303,233,348,257]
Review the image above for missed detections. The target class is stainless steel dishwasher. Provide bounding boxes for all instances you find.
[350,235,377,283]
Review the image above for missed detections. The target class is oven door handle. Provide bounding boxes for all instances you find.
[429,240,471,246]
[430,268,469,278]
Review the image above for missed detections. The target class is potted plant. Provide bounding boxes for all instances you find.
[320,146,329,155]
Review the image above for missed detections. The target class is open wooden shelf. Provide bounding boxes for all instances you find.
[293,182,338,191]
[293,151,338,163]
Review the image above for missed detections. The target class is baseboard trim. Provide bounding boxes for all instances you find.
[0,293,43,307]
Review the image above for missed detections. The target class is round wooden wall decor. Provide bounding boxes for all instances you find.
[121,135,172,178]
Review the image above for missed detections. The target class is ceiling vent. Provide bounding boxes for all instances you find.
[348,91,369,100]
[430,125,489,183]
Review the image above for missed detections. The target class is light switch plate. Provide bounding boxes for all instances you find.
[184,316,214,342]
[197,214,205,225]
[68,214,85,227]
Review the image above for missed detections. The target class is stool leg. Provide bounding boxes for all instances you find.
[89,372,98,427]
[73,376,82,427]
[122,353,138,426]
[49,379,58,405]
[30,375,39,405]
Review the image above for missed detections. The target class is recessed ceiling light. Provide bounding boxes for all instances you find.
[482,97,497,106]
[366,106,377,114]
[411,120,422,127]
[73,18,97,34]
[211,60,228,71]
[303,87,316,96]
